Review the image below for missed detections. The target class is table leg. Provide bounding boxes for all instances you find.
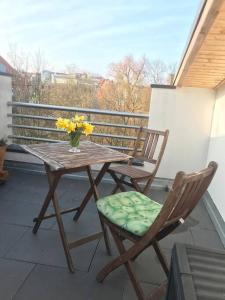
[33,164,75,272]
[52,192,75,273]
[33,164,60,234]
[86,166,112,255]
[73,162,111,222]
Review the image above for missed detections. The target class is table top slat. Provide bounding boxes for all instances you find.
[22,141,131,171]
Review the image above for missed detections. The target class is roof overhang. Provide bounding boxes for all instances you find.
[174,0,225,89]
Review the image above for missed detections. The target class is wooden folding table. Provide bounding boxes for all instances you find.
[22,141,130,272]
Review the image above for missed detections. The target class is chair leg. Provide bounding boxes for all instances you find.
[97,228,145,300]
[143,176,154,195]
[96,246,123,283]
[99,213,112,256]
[131,242,150,261]
[148,281,168,300]
[153,241,169,277]
[131,179,142,193]
[111,184,120,195]
[108,171,126,193]
[110,230,146,300]
[132,176,154,196]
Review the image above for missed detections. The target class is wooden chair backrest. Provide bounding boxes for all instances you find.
[143,161,218,243]
[133,127,169,169]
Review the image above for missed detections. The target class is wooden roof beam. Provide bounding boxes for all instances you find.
[173,0,224,87]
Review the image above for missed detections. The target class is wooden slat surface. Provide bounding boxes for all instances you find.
[109,165,151,179]
[180,1,225,88]
[22,141,131,171]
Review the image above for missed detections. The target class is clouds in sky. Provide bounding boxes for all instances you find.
[0,0,201,75]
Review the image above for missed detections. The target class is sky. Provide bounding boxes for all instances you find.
[0,0,202,76]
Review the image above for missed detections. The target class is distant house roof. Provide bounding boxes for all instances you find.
[0,55,14,75]
[174,0,225,89]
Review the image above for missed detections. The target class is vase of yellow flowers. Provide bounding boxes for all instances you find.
[56,115,94,153]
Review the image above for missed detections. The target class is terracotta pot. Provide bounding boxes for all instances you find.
[0,145,7,170]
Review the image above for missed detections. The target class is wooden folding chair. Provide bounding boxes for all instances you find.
[108,127,169,195]
[96,161,218,300]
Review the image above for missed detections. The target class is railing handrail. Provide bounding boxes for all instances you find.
[7,113,142,129]
[8,101,149,119]
[8,123,145,141]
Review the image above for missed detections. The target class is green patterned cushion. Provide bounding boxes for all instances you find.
[97,191,162,236]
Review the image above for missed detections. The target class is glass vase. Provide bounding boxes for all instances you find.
[69,131,82,153]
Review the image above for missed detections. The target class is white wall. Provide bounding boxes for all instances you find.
[149,86,215,179]
[0,74,12,140]
[207,84,225,220]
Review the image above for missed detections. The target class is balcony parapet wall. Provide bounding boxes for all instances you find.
[0,74,12,140]
[149,85,215,179]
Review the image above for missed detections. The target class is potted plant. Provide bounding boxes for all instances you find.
[0,137,8,182]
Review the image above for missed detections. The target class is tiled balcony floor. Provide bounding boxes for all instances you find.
[0,169,224,300]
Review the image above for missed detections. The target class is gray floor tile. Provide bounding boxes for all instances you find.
[159,229,194,250]
[1,170,94,206]
[90,239,170,286]
[0,171,48,204]
[0,223,28,257]
[89,239,128,280]
[14,264,124,300]
[134,247,170,284]
[86,275,125,300]
[190,200,216,230]
[123,280,166,300]
[55,179,114,210]
[6,228,99,271]
[0,258,34,300]
[148,189,168,205]
[191,227,224,250]
[52,209,101,235]
[0,199,55,229]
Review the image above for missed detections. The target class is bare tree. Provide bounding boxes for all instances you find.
[166,62,177,84]
[147,59,167,84]
[8,44,31,101]
[97,55,150,113]
[96,55,150,148]
[32,49,47,73]
[7,45,48,102]
[31,49,48,103]
[109,55,150,86]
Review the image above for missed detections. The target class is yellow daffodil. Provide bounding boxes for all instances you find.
[56,118,70,130]
[83,122,94,136]
[74,115,85,122]
[76,122,83,128]
[56,117,66,129]
[66,121,76,133]
[55,115,94,136]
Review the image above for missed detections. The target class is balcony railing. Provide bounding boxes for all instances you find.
[7,101,149,152]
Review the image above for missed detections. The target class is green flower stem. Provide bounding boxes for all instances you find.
[69,130,82,148]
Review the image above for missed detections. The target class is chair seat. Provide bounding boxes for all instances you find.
[109,165,152,179]
[97,191,162,236]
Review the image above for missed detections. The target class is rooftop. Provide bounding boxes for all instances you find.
[174,0,225,88]
[0,168,223,300]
